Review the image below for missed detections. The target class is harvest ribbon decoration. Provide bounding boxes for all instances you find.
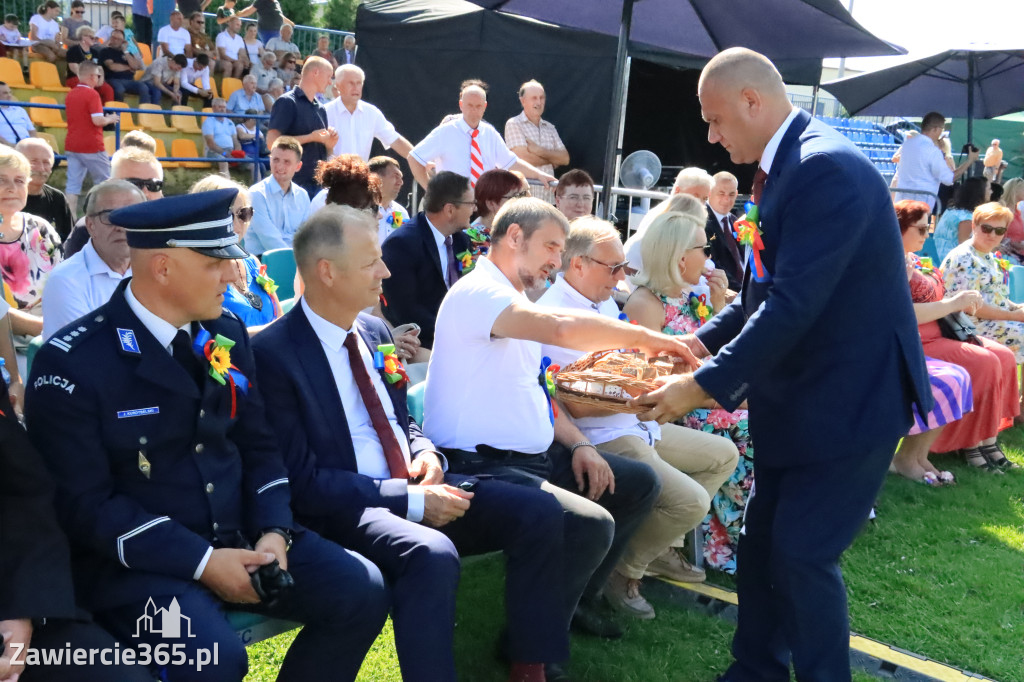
[733,202,770,282]
[688,292,713,326]
[994,251,1012,285]
[193,329,250,419]
[456,250,477,274]
[254,264,282,317]
[914,255,943,279]
[538,356,560,425]
[374,343,409,389]
[386,211,404,228]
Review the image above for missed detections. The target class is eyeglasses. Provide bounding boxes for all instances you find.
[979,224,1008,236]
[911,222,930,236]
[562,193,593,203]
[124,177,163,193]
[450,200,476,207]
[232,205,254,222]
[688,243,712,257]
[88,209,116,226]
[584,255,632,275]
[502,189,531,201]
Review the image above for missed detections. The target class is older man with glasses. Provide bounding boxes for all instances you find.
[41,179,144,339]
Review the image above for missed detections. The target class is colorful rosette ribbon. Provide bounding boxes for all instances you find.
[255,263,283,317]
[374,343,409,389]
[456,249,477,274]
[193,329,250,419]
[386,211,404,229]
[538,356,561,425]
[734,201,770,282]
[688,292,713,326]
[994,251,1011,285]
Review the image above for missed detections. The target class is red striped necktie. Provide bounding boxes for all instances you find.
[469,128,483,186]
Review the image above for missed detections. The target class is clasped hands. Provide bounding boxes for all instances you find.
[411,453,474,529]
[199,532,289,605]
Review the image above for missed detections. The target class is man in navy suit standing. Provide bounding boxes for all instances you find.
[252,205,569,682]
[633,49,930,681]
[381,171,473,348]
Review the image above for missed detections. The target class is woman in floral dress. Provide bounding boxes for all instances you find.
[624,200,752,574]
[0,148,61,365]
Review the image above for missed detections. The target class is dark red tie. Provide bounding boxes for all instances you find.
[343,332,409,479]
[751,168,768,205]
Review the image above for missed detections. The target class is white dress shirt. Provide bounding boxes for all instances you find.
[324,98,401,160]
[301,298,423,521]
[42,240,131,340]
[124,282,213,580]
[759,106,801,175]
[180,61,211,94]
[536,275,661,446]
[425,215,451,285]
[424,256,553,454]
[893,133,954,207]
[410,117,517,178]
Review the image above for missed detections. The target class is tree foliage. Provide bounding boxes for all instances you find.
[279,0,316,28]
[321,0,360,31]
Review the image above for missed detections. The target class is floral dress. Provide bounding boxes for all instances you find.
[941,240,1024,362]
[0,213,61,347]
[656,289,753,574]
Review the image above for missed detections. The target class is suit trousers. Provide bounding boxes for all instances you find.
[597,423,739,579]
[724,439,897,682]
[98,529,390,682]
[444,443,659,629]
[20,620,154,682]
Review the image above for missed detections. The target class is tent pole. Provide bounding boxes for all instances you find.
[810,84,820,116]
[599,0,634,221]
[966,52,975,145]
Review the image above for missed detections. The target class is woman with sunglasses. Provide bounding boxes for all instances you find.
[467,168,530,258]
[896,200,1018,478]
[191,176,282,332]
[623,203,750,574]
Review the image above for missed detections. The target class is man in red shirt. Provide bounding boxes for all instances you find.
[63,61,117,214]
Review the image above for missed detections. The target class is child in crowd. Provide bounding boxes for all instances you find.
[236,108,269,176]
[64,61,118,214]
[0,15,30,64]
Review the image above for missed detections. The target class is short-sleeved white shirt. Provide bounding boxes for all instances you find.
[215,31,245,60]
[423,256,553,453]
[536,275,661,446]
[411,117,517,179]
[894,133,954,206]
[157,25,191,55]
[325,98,401,160]
[29,15,60,41]
[42,240,130,340]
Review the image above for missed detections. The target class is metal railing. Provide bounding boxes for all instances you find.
[2,98,270,183]
[200,13,353,58]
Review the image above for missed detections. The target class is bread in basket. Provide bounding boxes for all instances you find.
[553,349,676,414]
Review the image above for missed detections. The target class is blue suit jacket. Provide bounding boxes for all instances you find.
[380,212,471,348]
[695,109,931,467]
[252,303,434,529]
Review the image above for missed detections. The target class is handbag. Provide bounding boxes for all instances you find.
[936,311,982,345]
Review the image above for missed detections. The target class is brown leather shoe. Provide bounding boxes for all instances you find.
[644,547,707,583]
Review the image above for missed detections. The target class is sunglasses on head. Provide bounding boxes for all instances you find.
[125,177,163,192]
[502,189,531,200]
[232,206,254,222]
[979,223,1008,236]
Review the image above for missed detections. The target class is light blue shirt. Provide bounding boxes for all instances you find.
[226,89,265,116]
[245,175,311,255]
[0,105,34,145]
[201,116,236,152]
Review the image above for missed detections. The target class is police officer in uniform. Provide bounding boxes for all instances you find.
[25,189,390,682]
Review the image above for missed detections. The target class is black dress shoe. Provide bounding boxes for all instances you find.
[570,600,623,639]
[545,662,572,682]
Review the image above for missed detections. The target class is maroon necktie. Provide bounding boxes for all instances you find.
[444,235,459,288]
[343,332,409,479]
[751,168,768,205]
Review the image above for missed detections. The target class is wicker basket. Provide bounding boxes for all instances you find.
[553,350,674,414]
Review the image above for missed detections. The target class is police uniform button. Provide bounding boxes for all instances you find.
[212,522,219,531]
[206,483,214,493]
[195,443,204,453]
[94,315,104,322]
[139,436,148,445]
[199,409,205,418]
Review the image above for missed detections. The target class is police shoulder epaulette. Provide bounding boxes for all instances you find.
[46,313,108,353]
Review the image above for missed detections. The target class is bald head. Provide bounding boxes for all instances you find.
[698,48,794,165]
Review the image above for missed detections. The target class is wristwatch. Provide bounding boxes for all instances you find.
[261,527,293,551]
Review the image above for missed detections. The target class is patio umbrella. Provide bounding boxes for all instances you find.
[466,0,904,211]
[823,47,1024,144]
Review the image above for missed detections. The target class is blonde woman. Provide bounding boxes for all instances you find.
[624,208,751,574]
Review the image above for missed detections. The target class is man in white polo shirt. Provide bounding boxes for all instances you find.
[156,10,190,57]
[536,216,738,621]
[325,64,413,162]
[408,79,555,190]
[424,198,697,661]
[215,16,248,78]
[42,180,143,339]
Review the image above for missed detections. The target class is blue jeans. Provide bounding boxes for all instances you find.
[258,29,279,44]
[109,77,152,104]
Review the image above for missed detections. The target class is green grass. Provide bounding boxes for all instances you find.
[245,436,1024,682]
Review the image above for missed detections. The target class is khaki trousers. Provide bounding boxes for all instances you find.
[598,423,739,579]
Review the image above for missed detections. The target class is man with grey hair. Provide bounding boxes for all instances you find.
[18,137,74,241]
[536,216,738,621]
[325,64,412,161]
[424,197,695,663]
[505,80,569,204]
[253,204,570,682]
[705,170,745,292]
[334,33,357,65]
[41,179,144,338]
[227,73,265,115]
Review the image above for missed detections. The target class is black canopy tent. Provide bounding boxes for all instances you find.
[356,0,825,203]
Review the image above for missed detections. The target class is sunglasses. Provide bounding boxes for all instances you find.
[689,244,713,257]
[584,255,632,275]
[979,224,1008,236]
[232,205,254,222]
[911,222,929,236]
[125,177,163,193]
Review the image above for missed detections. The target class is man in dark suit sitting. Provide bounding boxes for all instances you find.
[381,171,473,348]
[705,170,745,293]
[633,49,930,681]
[252,205,570,682]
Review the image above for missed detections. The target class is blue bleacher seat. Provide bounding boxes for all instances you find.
[407,381,426,424]
[1009,266,1024,304]
[916,236,939,263]
[262,248,297,301]
[25,334,43,376]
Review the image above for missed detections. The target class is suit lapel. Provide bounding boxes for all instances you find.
[287,306,355,448]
